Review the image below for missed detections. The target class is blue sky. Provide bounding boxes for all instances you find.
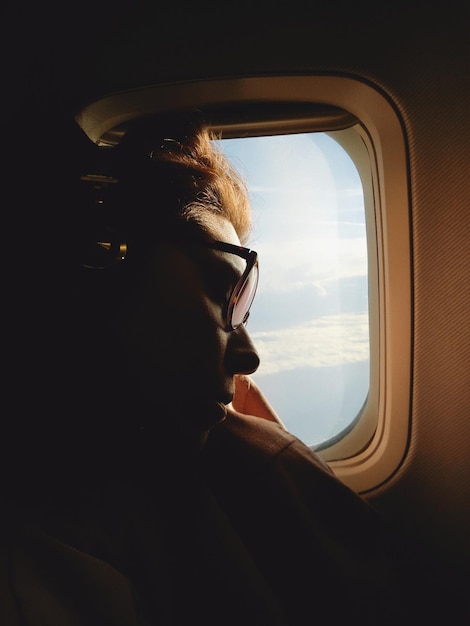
[219,132,369,447]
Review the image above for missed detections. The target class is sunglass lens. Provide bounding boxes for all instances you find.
[231,263,259,328]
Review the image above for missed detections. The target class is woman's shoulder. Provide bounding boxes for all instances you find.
[203,408,334,482]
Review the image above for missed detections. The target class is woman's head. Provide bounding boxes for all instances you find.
[28,111,260,449]
[96,113,260,445]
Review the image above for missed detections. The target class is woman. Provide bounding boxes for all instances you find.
[1,111,415,625]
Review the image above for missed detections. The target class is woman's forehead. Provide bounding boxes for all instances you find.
[144,214,245,282]
[190,215,246,277]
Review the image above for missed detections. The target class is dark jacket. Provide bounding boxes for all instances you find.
[0,410,412,625]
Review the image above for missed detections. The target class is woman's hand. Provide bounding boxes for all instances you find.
[229,374,286,428]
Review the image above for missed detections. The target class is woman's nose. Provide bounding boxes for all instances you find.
[226,325,260,375]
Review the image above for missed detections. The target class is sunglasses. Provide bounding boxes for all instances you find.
[195,240,259,330]
[82,232,259,331]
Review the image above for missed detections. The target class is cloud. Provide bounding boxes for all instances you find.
[253,237,368,293]
[250,312,369,375]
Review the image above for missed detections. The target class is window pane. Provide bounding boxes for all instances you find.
[219,132,369,448]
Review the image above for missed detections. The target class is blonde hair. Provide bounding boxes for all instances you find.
[178,129,252,245]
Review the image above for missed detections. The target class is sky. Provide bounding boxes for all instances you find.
[219,132,370,448]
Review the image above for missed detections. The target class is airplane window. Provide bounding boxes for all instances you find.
[77,74,410,488]
[219,132,370,449]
